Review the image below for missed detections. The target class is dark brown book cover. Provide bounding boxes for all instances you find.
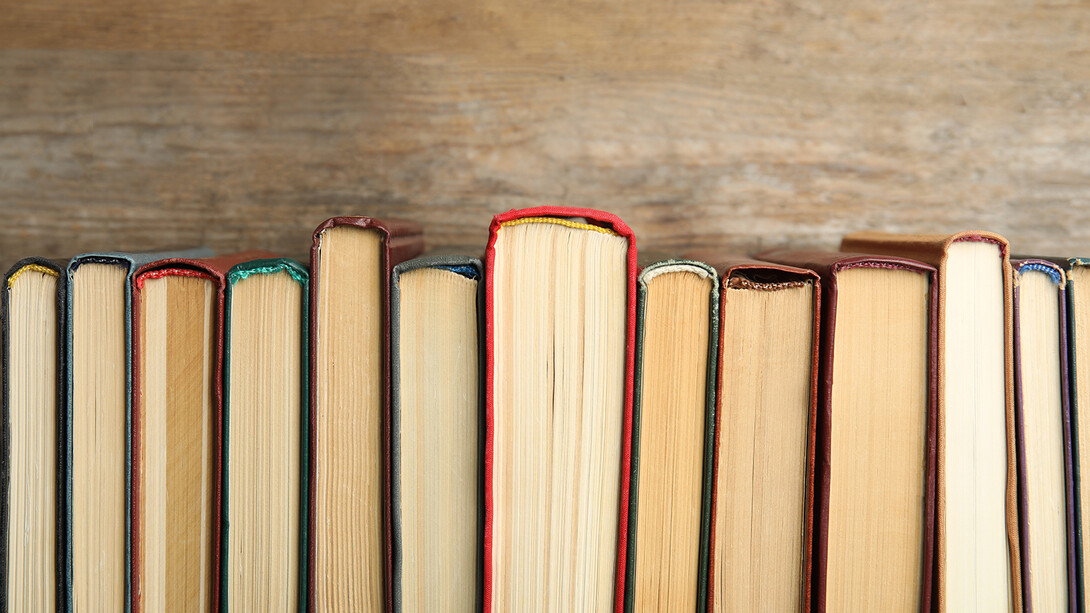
[307,217,424,613]
[759,250,937,613]
[129,250,274,613]
[842,231,1020,613]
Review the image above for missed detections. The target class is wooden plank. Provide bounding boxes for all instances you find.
[1,0,1089,267]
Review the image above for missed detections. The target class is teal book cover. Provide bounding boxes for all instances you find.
[219,258,309,613]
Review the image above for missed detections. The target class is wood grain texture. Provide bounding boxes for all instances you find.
[1,0,1089,268]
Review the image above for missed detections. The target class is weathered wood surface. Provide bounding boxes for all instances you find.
[1,0,1089,268]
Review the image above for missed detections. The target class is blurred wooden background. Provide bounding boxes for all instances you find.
[1,0,1089,268]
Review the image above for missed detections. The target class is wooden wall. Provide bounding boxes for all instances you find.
[2,0,1089,266]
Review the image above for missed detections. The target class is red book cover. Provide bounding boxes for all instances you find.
[483,206,637,613]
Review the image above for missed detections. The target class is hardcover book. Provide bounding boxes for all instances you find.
[484,207,637,613]
[65,247,211,613]
[130,251,271,613]
[624,257,717,613]
[219,258,309,612]
[701,257,819,613]
[1011,259,1076,611]
[390,255,483,613]
[308,217,424,612]
[762,250,936,612]
[2,258,64,612]
[1062,257,1090,612]
[842,231,1020,612]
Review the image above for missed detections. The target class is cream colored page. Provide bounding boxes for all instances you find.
[399,268,479,612]
[71,263,127,613]
[943,242,1011,612]
[491,221,627,612]
[226,271,303,611]
[313,227,385,611]
[7,269,59,612]
[1018,271,1067,612]
[138,275,215,613]
[632,268,711,612]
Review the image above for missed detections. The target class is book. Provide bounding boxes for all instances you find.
[624,258,717,613]
[219,258,309,611]
[841,231,1020,612]
[390,255,483,613]
[484,207,637,613]
[762,250,936,612]
[701,257,819,612]
[65,247,211,613]
[1011,259,1076,611]
[308,217,423,612]
[1062,257,1090,612]
[2,258,64,612]
[130,251,270,613]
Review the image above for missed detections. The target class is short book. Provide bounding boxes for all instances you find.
[390,255,483,613]
[624,257,717,613]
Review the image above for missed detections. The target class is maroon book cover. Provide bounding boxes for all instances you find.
[307,217,423,612]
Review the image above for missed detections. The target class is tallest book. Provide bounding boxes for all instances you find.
[308,217,423,612]
[485,207,637,613]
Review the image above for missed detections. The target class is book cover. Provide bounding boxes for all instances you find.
[624,257,717,613]
[389,254,484,613]
[699,257,820,613]
[1,258,65,613]
[1011,258,1077,612]
[307,217,424,612]
[219,257,309,612]
[1061,257,1090,612]
[483,206,637,613]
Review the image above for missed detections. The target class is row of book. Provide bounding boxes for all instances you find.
[0,206,1082,612]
